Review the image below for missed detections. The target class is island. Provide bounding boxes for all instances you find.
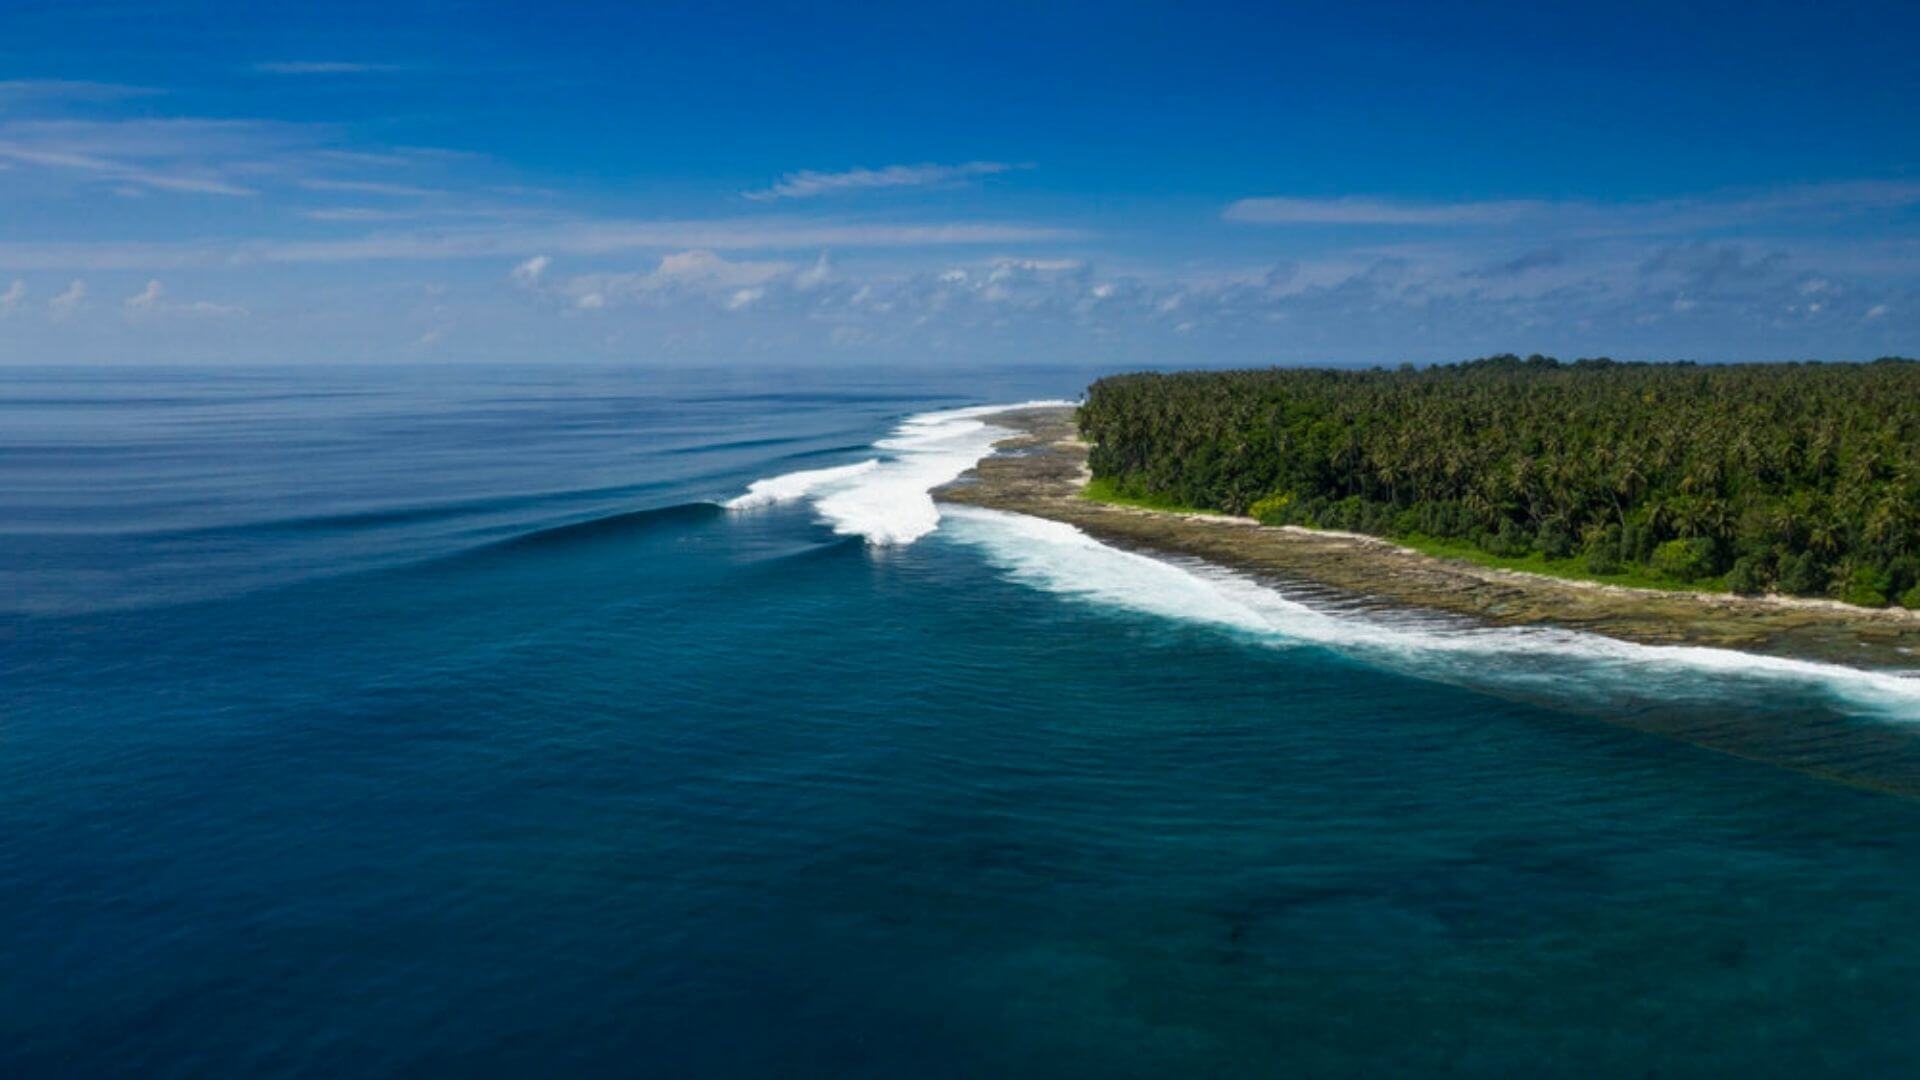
[938,357,1920,670]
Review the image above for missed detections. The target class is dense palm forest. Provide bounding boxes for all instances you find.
[1079,357,1920,607]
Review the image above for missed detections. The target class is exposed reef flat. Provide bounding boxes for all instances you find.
[937,406,1920,672]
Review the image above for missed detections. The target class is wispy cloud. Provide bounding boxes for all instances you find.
[299,204,546,223]
[0,118,325,196]
[0,217,1082,270]
[0,279,23,316]
[250,61,405,75]
[300,207,425,222]
[1225,180,1920,232]
[0,140,256,195]
[264,218,1079,264]
[0,117,483,201]
[298,178,441,197]
[743,161,1027,201]
[1686,180,1920,224]
[0,80,160,107]
[1225,196,1543,226]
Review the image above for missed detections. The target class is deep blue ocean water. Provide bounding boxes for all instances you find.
[4,365,1920,1076]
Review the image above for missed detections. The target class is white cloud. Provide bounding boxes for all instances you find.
[1224,180,1920,233]
[0,80,159,106]
[251,61,404,75]
[1867,304,1890,319]
[300,204,537,223]
[0,217,1081,271]
[48,279,85,319]
[794,251,833,291]
[650,249,790,288]
[1225,196,1544,226]
[300,208,420,222]
[121,278,244,317]
[0,118,314,196]
[0,138,256,195]
[6,238,1905,365]
[511,255,551,286]
[0,117,486,205]
[298,178,440,197]
[554,249,797,312]
[125,279,163,309]
[744,161,1027,200]
[989,257,1082,276]
[0,279,23,315]
[184,300,245,316]
[1722,180,1920,218]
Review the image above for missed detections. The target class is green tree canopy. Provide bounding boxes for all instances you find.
[1079,357,1920,606]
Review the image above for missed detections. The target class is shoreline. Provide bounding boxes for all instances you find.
[935,406,1920,672]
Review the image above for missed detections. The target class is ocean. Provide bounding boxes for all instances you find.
[4,364,1919,1076]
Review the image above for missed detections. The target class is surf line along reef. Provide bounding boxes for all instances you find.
[935,365,1920,672]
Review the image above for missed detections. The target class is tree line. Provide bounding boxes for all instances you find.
[1079,356,1920,607]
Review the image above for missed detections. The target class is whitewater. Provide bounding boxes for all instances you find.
[725,401,1075,544]
[730,402,1920,723]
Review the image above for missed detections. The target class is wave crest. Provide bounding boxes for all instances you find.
[724,460,880,510]
[725,400,1075,545]
[492,501,724,551]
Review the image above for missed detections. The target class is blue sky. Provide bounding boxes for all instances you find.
[1,0,1916,365]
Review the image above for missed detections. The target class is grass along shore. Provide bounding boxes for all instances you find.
[937,404,1920,670]
[1082,479,1733,596]
[1386,532,1729,595]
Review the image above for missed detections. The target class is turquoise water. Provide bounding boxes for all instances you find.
[4,366,1920,1076]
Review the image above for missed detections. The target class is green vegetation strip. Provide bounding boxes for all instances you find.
[1079,476,1228,515]
[1082,479,1726,594]
[1386,532,1728,594]
[1078,355,1920,609]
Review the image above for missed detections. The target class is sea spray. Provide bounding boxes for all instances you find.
[725,460,880,510]
[727,401,1075,545]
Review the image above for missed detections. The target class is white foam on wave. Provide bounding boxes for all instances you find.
[725,459,880,510]
[726,401,1076,545]
[939,505,1920,722]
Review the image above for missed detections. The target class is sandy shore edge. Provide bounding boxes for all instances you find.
[935,405,1920,671]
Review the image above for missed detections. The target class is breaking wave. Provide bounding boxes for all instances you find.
[939,505,1920,723]
[725,460,881,510]
[725,401,1075,545]
[730,400,1920,726]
